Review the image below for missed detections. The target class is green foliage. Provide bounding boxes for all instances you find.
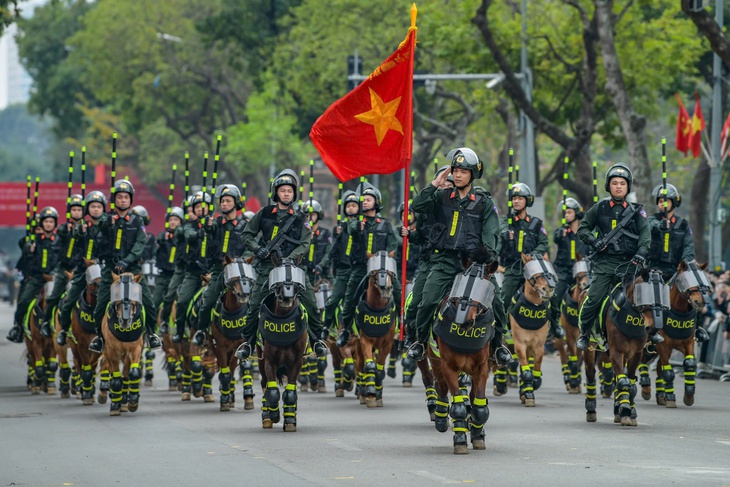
[0,0,20,38]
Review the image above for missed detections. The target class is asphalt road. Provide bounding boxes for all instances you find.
[1,300,729,487]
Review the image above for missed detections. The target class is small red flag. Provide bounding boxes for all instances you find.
[675,93,691,156]
[720,112,730,160]
[310,10,417,182]
[688,92,706,158]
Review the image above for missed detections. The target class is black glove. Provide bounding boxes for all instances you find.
[320,329,330,341]
[115,259,130,273]
[197,227,206,239]
[591,237,606,252]
[631,254,647,267]
[255,247,270,260]
[314,264,323,275]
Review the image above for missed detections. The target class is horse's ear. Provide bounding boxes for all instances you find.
[270,252,281,267]
[699,262,709,271]
[112,272,119,282]
[487,260,499,275]
[294,255,303,267]
[576,252,583,262]
[497,265,505,273]
[244,255,254,264]
[521,253,530,264]
[133,273,143,283]
[83,258,95,267]
[224,255,233,265]
[678,260,688,272]
[64,270,74,280]
[43,273,53,282]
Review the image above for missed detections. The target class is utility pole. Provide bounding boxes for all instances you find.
[710,0,725,272]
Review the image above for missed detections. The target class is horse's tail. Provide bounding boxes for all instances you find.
[276,365,287,386]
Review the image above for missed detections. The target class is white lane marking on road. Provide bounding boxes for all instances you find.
[411,470,461,484]
[716,440,730,446]
[324,439,361,451]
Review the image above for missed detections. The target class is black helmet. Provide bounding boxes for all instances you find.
[38,206,59,225]
[302,200,325,219]
[131,205,150,226]
[447,147,483,181]
[396,202,414,222]
[271,169,299,203]
[604,163,633,193]
[190,191,212,208]
[507,182,534,207]
[113,179,135,205]
[167,206,184,222]
[218,184,244,210]
[360,182,382,211]
[559,197,584,219]
[342,190,360,213]
[85,191,107,214]
[68,193,84,211]
[651,183,681,209]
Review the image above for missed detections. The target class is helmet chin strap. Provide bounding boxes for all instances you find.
[610,195,624,203]
[221,207,234,215]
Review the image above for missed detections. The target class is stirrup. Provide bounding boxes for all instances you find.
[406,342,425,361]
[494,345,513,367]
[576,334,590,351]
[148,334,162,350]
[192,330,206,347]
[313,340,328,357]
[336,328,351,348]
[88,336,104,354]
[56,330,67,346]
[235,342,252,361]
[40,321,52,338]
[551,323,565,339]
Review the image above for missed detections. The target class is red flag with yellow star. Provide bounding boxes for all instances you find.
[309,6,417,182]
[688,92,706,158]
[674,93,690,156]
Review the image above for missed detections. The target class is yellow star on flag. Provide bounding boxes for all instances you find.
[355,88,403,146]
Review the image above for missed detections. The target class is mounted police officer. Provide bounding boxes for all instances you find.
[235,169,328,359]
[335,182,402,347]
[192,184,246,346]
[301,199,333,283]
[549,198,589,338]
[152,205,184,333]
[132,206,156,264]
[8,207,60,343]
[576,163,655,351]
[648,184,710,342]
[405,148,512,365]
[89,180,161,353]
[56,191,107,346]
[42,194,85,337]
[159,197,193,335]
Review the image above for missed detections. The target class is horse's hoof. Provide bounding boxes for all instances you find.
[82,398,94,406]
[98,393,107,404]
[614,414,621,423]
[569,387,581,395]
[472,439,486,450]
[262,419,273,429]
[519,394,525,404]
[204,394,215,403]
[299,383,308,392]
[359,395,367,405]
[193,390,202,398]
[177,383,183,392]
[665,400,677,409]
[656,397,666,406]
[601,392,611,399]
[284,423,297,432]
[144,379,152,387]
[453,444,469,455]
[46,387,57,395]
[620,416,633,426]
[683,394,694,407]
[492,386,503,397]
[366,396,377,408]
[376,398,383,407]
[244,398,255,410]
[565,383,570,391]
[168,385,177,392]
[61,391,70,399]
[31,387,40,395]
[128,402,139,413]
[402,382,412,388]
[181,392,191,401]
[335,389,344,398]
[220,403,230,412]
[586,412,597,423]
[630,418,638,426]
[641,388,651,401]
[121,404,129,413]
[110,409,121,417]
[430,412,436,422]
[76,392,82,399]
[318,385,326,393]
[345,382,354,392]
[524,398,535,407]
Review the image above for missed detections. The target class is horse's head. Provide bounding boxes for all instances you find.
[110,272,144,327]
[522,253,558,300]
[268,258,305,311]
[39,274,54,308]
[674,260,712,311]
[366,251,397,301]
[313,279,332,312]
[223,255,257,305]
[85,263,102,295]
[572,254,590,291]
[448,258,497,326]
[626,268,669,328]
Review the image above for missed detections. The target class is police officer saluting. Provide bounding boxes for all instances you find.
[406,148,512,365]
[648,183,710,342]
[576,163,655,351]
[235,169,328,359]
[89,180,161,353]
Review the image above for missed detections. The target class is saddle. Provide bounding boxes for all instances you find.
[600,284,646,340]
[561,287,580,328]
[258,293,307,347]
[509,287,549,331]
[432,299,494,354]
[212,297,248,340]
[354,293,397,338]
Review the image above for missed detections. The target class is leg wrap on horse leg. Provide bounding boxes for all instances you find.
[615,374,631,417]
[241,362,255,398]
[283,383,298,425]
[638,363,651,387]
[166,357,177,387]
[520,365,534,399]
[34,360,45,388]
[585,380,597,413]
[128,363,141,404]
[298,361,309,386]
[110,372,123,410]
[401,356,416,384]
[375,363,385,399]
[144,348,155,380]
[59,363,71,393]
[265,381,281,423]
[494,367,507,394]
[508,355,518,384]
[662,365,676,400]
[568,355,581,388]
[601,361,615,397]
[203,367,214,395]
[363,359,377,396]
[81,365,95,399]
[561,363,570,384]
[191,355,203,394]
[425,386,437,414]
[334,368,342,391]
[99,369,110,392]
[683,355,696,396]
[450,395,469,446]
[470,397,489,440]
[342,357,355,382]
[533,370,543,391]
[434,396,449,432]
[219,367,232,404]
[308,357,319,388]
[387,354,397,378]
[45,357,58,388]
[182,370,192,393]
[458,373,471,396]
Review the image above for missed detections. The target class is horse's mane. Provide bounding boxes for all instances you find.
[460,246,495,268]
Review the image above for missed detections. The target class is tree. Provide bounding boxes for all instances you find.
[0,0,20,38]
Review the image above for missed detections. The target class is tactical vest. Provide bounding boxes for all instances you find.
[434,189,487,253]
[141,233,156,262]
[661,307,695,340]
[417,213,436,263]
[214,215,245,261]
[308,227,331,269]
[509,288,549,330]
[602,285,646,339]
[596,201,641,256]
[103,213,143,262]
[75,291,97,334]
[329,224,351,270]
[258,293,307,346]
[28,234,58,275]
[156,231,178,273]
[554,229,589,269]
[79,222,103,266]
[649,215,689,266]
[500,216,542,266]
[58,224,84,271]
[259,206,303,259]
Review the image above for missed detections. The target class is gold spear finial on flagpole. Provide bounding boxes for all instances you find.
[411,3,418,28]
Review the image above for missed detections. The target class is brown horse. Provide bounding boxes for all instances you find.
[25,274,56,395]
[53,269,77,398]
[429,249,499,455]
[66,263,103,405]
[584,268,665,426]
[160,305,182,391]
[650,261,710,408]
[509,253,557,407]
[211,256,256,412]
[179,277,216,403]
[258,257,309,432]
[101,272,146,416]
[556,257,589,394]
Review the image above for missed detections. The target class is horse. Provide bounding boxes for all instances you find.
[428,248,499,455]
[178,276,216,403]
[101,272,147,416]
[65,263,104,405]
[556,257,590,394]
[649,261,710,408]
[52,269,78,399]
[347,251,399,408]
[258,257,309,432]
[25,274,57,395]
[160,305,182,391]
[211,256,257,412]
[508,253,557,407]
[583,268,667,426]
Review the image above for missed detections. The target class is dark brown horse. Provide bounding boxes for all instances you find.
[258,257,309,432]
[25,274,56,395]
[211,256,256,412]
[179,276,215,403]
[53,269,77,399]
[556,257,589,394]
[584,268,665,426]
[428,248,499,455]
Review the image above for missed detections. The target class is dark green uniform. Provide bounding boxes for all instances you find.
[648,213,694,280]
[549,227,589,329]
[152,228,178,313]
[160,225,186,327]
[322,222,354,332]
[395,230,420,283]
[45,221,83,326]
[240,205,323,341]
[411,185,507,342]
[14,233,60,327]
[305,225,334,283]
[403,212,434,342]
[498,214,549,315]
[577,199,651,337]
[174,218,210,339]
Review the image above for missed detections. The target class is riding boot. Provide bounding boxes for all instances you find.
[647,327,665,345]
[335,327,351,348]
[192,329,206,347]
[147,333,162,350]
[7,323,23,343]
[550,321,565,339]
[235,338,253,361]
[39,317,52,338]
[56,330,68,346]
[694,326,710,343]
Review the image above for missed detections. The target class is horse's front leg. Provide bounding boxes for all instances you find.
[360,337,379,408]
[512,333,534,407]
[441,359,469,455]
[625,352,641,427]
[655,344,674,407]
[282,337,307,432]
[429,353,450,433]
[611,351,633,425]
[583,350,598,422]
[126,342,143,412]
[682,340,697,407]
[262,350,280,428]
[468,358,490,451]
[104,350,122,416]
[238,354,256,410]
[638,348,653,400]
[418,358,437,421]
[373,336,393,407]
